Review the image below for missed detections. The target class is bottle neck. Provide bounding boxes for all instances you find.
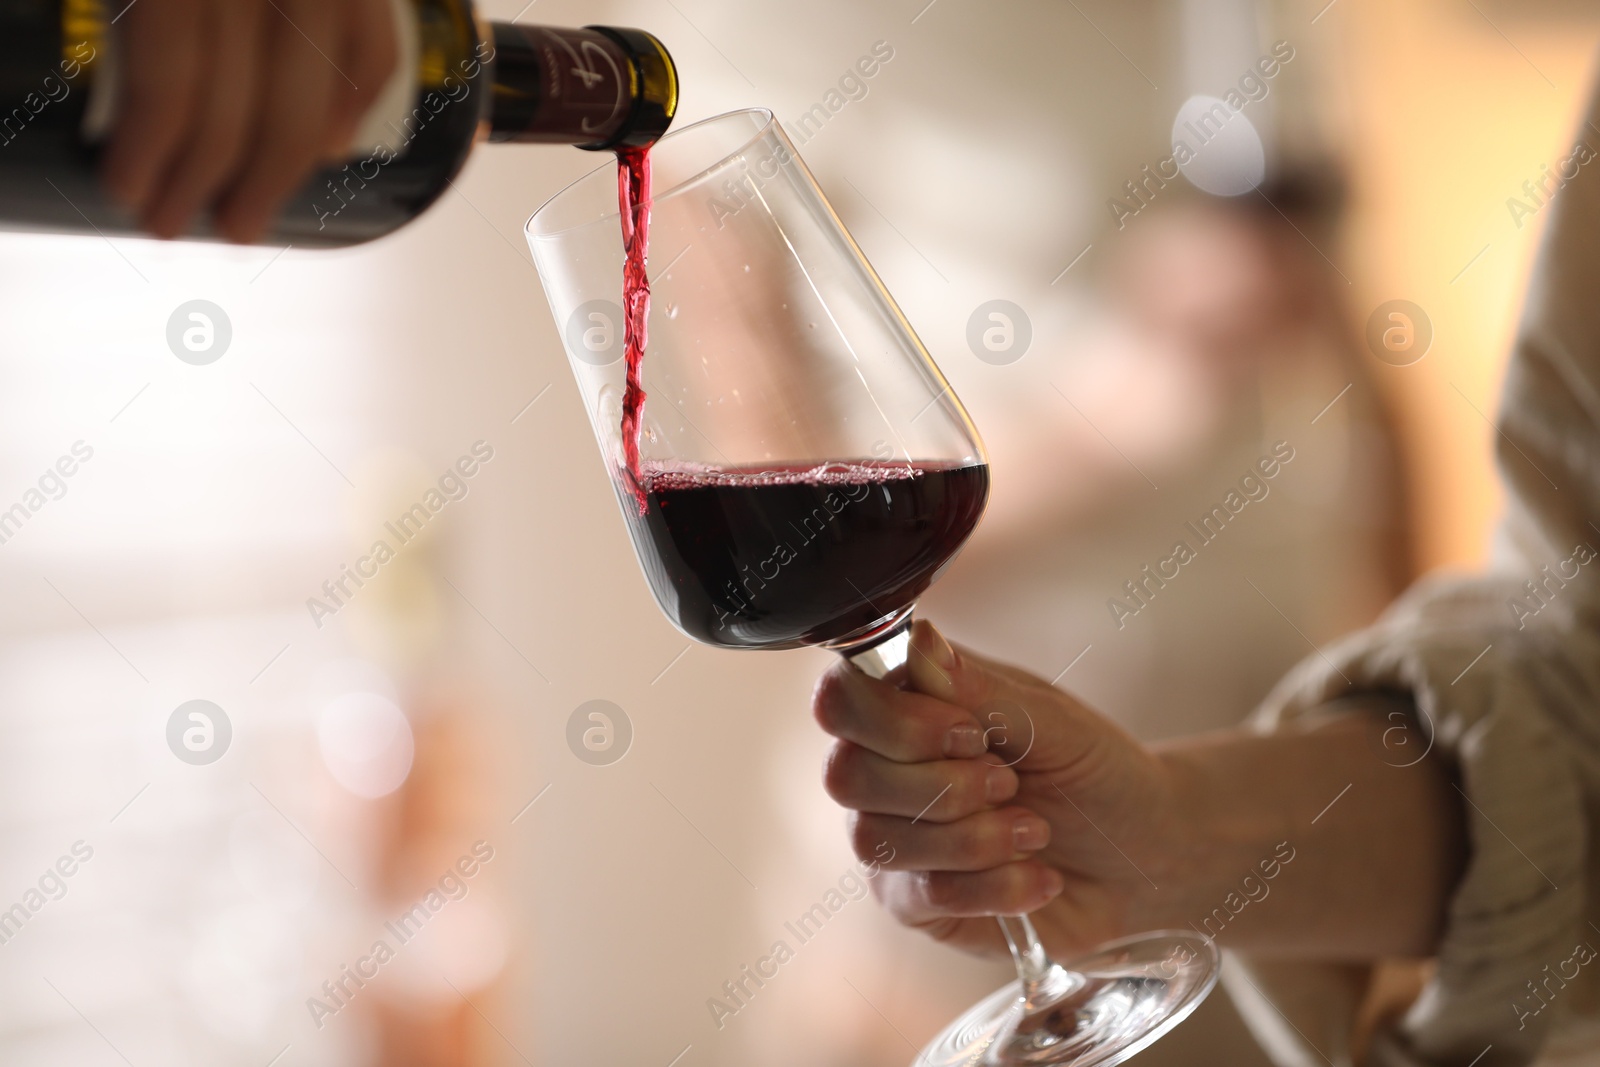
[485,24,677,150]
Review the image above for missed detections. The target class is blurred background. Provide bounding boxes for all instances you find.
[1,0,1598,1064]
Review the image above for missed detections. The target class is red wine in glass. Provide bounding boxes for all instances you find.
[621,461,990,649]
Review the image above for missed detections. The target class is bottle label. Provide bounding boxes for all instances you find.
[490,26,635,144]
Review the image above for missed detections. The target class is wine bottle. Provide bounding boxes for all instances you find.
[0,1,677,246]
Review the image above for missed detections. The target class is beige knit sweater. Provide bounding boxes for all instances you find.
[1241,76,1600,1067]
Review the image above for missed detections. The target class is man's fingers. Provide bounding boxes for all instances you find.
[849,808,1051,873]
[321,0,399,159]
[140,0,266,238]
[813,663,988,763]
[823,742,1017,822]
[101,0,397,241]
[875,863,1066,922]
[213,0,339,242]
[100,0,205,212]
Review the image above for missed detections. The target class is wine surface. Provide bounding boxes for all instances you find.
[620,461,990,649]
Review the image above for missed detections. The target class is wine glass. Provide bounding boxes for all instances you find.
[526,108,1218,1067]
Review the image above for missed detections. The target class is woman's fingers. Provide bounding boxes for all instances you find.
[140,0,266,238]
[815,622,1177,955]
[875,863,1066,922]
[101,0,205,213]
[823,741,1017,821]
[213,0,341,243]
[904,621,1112,773]
[813,663,989,763]
[849,807,1051,872]
[905,619,1025,710]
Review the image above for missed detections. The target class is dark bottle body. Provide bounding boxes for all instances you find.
[0,1,676,246]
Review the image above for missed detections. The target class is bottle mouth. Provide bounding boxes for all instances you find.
[578,27,679,151]
[485,24,678,151]
[525,108,780,240]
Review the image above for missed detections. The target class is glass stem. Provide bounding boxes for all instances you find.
[997,914,1054,1004]
[838,609,915,679]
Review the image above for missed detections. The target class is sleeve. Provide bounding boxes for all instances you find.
[1240,65,1600,1067]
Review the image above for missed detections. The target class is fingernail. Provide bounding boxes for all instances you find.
[944,722,986,759]
[1040,867,1065,900]
[984,764,1018,804]
[1013,813,1049,852]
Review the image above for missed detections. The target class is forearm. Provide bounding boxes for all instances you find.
[1145,698,1467,959]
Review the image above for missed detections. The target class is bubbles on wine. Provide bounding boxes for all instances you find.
[638,460,926,494]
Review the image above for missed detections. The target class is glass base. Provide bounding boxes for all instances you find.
[914,932,1219,1067]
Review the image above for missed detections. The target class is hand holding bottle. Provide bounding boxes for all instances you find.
[100,0,399,242]
[0,8,674,245]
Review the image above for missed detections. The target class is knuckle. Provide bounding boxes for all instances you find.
[811,670,852,736]
[847,814,886,863]
[918,872,966,913]
[919,916,969,945]
[954,817,1003,866]
[820,742,862,803]
[996,862,1044,912]
[952,765,990,816]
